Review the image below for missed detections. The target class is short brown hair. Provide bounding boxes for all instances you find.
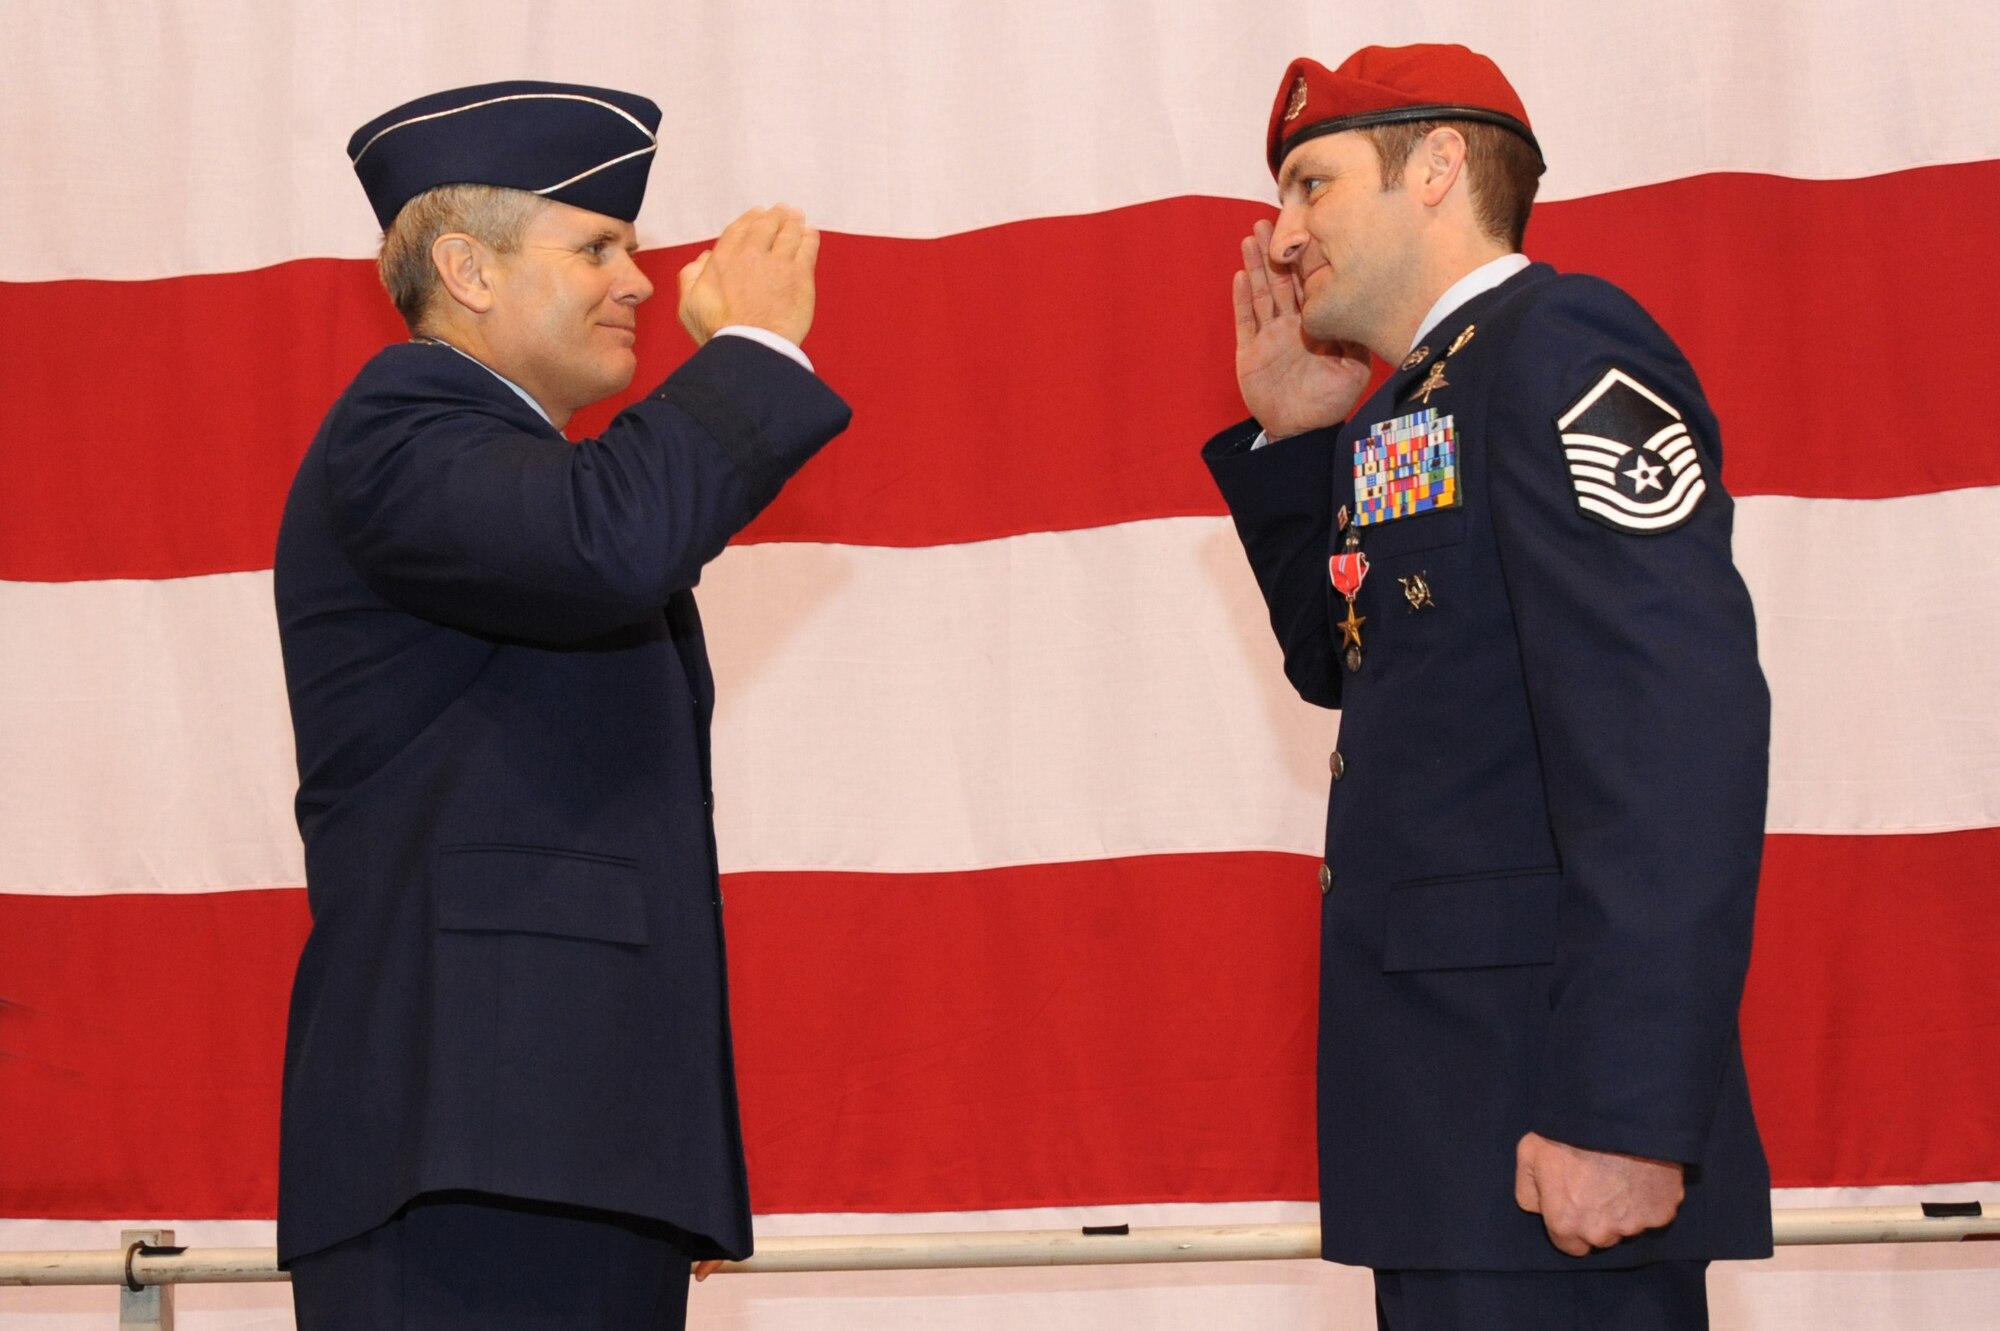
[1363,120,1542,250]
[377,183,545,333]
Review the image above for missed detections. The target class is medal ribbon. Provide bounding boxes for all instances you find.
[1329,551,1369,598]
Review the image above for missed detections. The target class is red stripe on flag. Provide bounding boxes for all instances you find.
[0,890,308,1220]
[6,834,1999,1218]
[5,162,1997,582]
[726,855,1321,1214]
[0,857,1319,1220]
[1,260,402,583]
[1527,165,1996,499]
[1743,828,2000,1188]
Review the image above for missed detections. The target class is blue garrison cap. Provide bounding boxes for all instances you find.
[348,80,663,230]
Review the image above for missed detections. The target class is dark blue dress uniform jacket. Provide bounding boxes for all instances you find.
[271,336,850,1265]
[1204,264,1773,1271]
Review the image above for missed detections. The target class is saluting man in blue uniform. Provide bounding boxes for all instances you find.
[273,82,850,1328]
[1204,45,1772,1329]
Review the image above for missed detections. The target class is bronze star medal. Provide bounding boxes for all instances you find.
[1337,600,1368,670]
[1328,526,1369,672]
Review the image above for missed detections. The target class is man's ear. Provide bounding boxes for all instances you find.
[432,232,496,314]
[1416,127,1469,208]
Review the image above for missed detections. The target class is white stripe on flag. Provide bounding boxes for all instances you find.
[0,575,302,895]
[3,1,1997,279]
[5,491,1999,895]
[1737,486,2000,835]
[0,517,1337,893]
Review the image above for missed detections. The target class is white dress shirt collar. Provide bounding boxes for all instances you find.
[419,337,554,425]
[1409,253,1532,354]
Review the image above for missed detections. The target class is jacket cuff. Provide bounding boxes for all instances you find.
[654,336,851,501]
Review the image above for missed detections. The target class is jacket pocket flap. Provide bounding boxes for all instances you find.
[1357,506,1466,560]
[1382,869,1560,972]
[435,846,647,945]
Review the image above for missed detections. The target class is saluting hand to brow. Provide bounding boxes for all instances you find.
[678,204,820,348]
[1232,219,1371,441]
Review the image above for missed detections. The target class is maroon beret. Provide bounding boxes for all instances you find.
[1266,44,1542,178]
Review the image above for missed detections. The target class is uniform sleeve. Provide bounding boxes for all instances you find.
[326,336,851,643]
[1485,281,1770,1163]
[1203,419,1343,710]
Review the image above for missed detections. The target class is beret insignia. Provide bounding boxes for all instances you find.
[1556,368,1707,533]
[1284,75,1310,123]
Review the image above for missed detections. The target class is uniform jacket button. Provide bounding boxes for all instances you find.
[1319,862,1334,895]
[1329,750,1346,781]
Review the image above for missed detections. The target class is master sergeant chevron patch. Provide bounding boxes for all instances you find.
[1555,368,1707,533]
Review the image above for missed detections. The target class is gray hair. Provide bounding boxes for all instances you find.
[378,183,546,333]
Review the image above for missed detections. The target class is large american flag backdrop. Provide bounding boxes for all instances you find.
[3,3,1997,1327]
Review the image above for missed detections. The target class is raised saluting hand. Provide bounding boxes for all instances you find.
[1233,218,1372,441]
[677,204,820,348]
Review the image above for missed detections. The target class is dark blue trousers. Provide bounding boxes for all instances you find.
[1374,1262,1709,1331]
[289,1191,695,1330]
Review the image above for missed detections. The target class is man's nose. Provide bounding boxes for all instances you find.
[617,254,655,305]
[1269,204,1310,267]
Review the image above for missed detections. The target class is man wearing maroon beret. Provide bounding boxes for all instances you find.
[1204,44,1771,1329]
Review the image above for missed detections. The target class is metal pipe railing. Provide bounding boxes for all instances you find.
[2,1202,1993,1288]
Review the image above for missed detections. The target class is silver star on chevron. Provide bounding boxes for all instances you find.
[1623,456,1666,494]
